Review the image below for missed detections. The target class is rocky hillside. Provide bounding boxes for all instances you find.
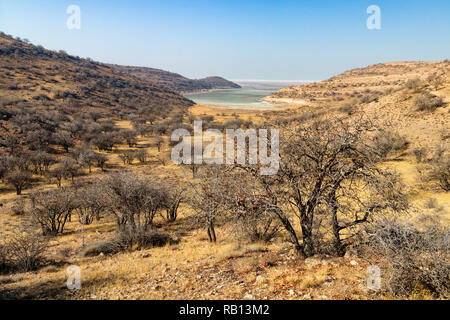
[266,61,450,153]
[0,33,194,119]
[265,61,450,105]
[111,65,241,94]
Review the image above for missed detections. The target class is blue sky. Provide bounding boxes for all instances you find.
[1,0,449,80]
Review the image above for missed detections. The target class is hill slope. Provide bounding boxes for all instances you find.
[266,61,450,152]
[111,65,241,94]
[0,33,194,118]
[265,61,449,104]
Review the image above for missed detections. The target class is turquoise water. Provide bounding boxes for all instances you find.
[184,80,311,108]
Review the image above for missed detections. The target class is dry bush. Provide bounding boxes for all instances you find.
[360,217,449,298]
[100,172,169,231]
[81,228,176,257]
[1,223,49,273]
[135,149,149,164]
[404,78,422,91]
[338,104,356,115]
[430,157,450,191]
[30,188,77,235]
[374,130,409,158]
[414,92,445,111]
[0,242,9,273]
[424,146,450,191]
[10,198,27,216]
[6,228,49,272]
[118,150,136,165]
[163,187,184,223]
[5,170,32,195]
[193,118,408,257]
[237,209,281,243]
[426,73,444,90]
[74,184,108,224]
[412,147,428,163]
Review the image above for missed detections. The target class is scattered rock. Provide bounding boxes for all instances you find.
[304,257,325,267]
[326,275,335,282]
[350,260,359,266]
[244,293,254,300]
[289,289,295,296]
[344,248,358,258]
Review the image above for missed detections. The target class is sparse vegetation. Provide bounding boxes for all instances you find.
[0,34,448,301]
[361,217,449,299]
[414,92,445,111]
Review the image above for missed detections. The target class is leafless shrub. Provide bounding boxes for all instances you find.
[29,188,77,235]
[412,147,427,163]
[2,223,49,272]
[361,217,449,298]
[189,166,227,243]
[221,118,408,257]
[5,170,32,195]
[429,147,450,191]
[426,73,444,90]
[404,78,422,91]
[100,172,168,232]
[374,130,409,158]
[135,149,149,164]
[163,187,184,223]
[51,130,74,152]
[11,198,27,216]
[0,242,9,273]
[93,152,108,171]
[74,184,108,224]
[118,150,136,165]
[338,104,356,115]
[414,92,445,111]
[121,129,138,147]
[81,228,176,257]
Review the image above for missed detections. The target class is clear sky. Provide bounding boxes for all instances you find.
[1,0,449,80]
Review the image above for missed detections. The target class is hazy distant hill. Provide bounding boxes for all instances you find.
[111,65,241,94]
[0,32,194,118]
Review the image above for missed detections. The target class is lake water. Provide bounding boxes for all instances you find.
[184,80,311,108]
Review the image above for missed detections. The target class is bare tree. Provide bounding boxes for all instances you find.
[121,129,138,147]
[0,132,20,155]
[233,117,408,256]
[135,149,149,164]
[93,152,108,171]
[5,170,32,195]
[155,136,164,152]
[6,223,49,271]
[163,186,184,222]
[100,172,168,232]
[30,188,77,235]
[189,166,229,243]
[118,150,136,165]
[52,130,74,153]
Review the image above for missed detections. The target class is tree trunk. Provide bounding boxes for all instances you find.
[300,220,314,257]
[207,222,216,243]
